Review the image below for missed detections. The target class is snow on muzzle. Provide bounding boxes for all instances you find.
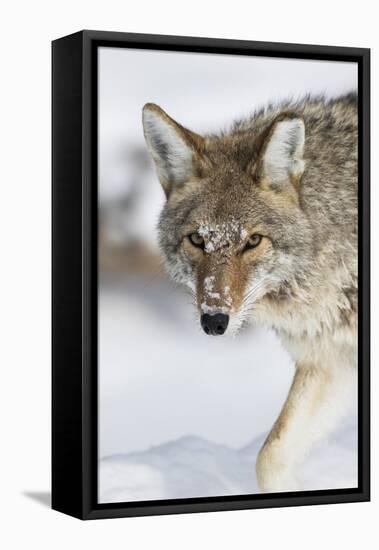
[198,275,233,336]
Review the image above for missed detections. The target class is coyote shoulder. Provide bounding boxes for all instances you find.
[142,94,358,492]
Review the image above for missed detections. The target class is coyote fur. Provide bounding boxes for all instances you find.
[142,94,358,492]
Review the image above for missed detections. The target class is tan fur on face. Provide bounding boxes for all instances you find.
[183,232,272,316]
[197,256,249,315]
[259,178,300,207]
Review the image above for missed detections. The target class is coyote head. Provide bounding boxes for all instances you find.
[142,103,313,335]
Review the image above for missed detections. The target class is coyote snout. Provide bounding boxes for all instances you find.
[196,266,252,335]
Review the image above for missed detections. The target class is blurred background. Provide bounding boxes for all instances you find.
[98,47,358,503]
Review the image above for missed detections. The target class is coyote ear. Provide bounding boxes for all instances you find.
[142,103,204,196]
[257,115,305,190]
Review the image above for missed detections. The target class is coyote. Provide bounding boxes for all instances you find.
[142,94,358,493]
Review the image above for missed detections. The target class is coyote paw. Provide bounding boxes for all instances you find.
[256,444,299,493]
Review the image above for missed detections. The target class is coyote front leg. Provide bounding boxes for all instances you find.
[256,363,355,493]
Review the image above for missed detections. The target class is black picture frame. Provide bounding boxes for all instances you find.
[52,30,370,520]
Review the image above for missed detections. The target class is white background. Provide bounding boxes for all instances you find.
[0,0,376,548]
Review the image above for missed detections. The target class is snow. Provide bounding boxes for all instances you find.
[200,302,229,314]
[204,275,216,293]
[198,219,246,254]
[202,276,233,311]
[99,416,357,503]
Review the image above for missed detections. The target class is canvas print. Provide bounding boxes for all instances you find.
[98,48,358,503]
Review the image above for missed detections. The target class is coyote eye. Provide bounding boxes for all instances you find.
[244,234,262,251]
[188,232,205,249]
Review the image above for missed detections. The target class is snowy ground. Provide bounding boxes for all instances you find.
[99,416,357,503]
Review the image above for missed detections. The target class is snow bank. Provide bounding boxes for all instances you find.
[99,416,357,503]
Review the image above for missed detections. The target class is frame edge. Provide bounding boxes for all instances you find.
[52,31,86,520]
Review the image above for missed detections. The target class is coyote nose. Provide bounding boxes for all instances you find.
[201,313,229,336]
